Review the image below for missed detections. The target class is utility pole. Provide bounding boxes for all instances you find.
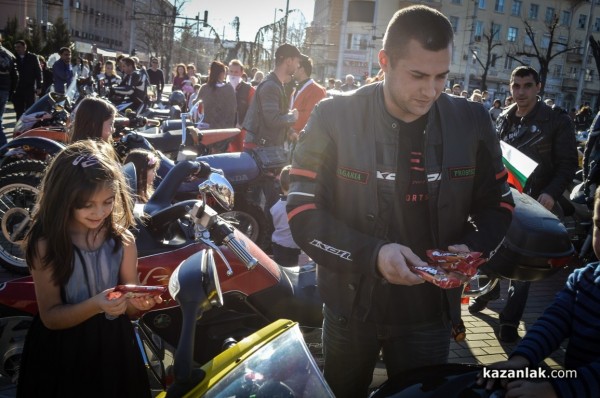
[367,0,380,78]
[282,0,290,44]
[63,0,69,32]
[336,0,350,79]
[575,1,596,108]
[463,0,478,93]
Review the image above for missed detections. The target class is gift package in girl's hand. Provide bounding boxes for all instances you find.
[409,250,487,289]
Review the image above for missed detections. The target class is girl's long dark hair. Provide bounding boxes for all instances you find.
[208,61,226,89]
[123,148,160,203]
[69,97,116,142]
[22,140,135,286]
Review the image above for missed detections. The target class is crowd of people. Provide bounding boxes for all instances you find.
[1,4,600,398]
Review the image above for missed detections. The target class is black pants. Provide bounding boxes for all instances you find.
[12,89,35,120]
[272,242,300,267]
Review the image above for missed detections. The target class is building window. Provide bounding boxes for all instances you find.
[479,0,486,9]
[561,11,572,26]
[512,0,522,17]
[524,34,533,47]
[541,34,550,49]
[568,67,577,79]
[492,23,502,40]
[552,64,562,78]
[451,0,461,4]
[475,20,484,37]
[545,7,555,24]
[495,0,504,13]
[491,53,498,67]
[507,27,518,42]
[529,3,538,20]
[504,55,514,70]
[347,33,368,50]
[579,14,587,29]
[585,69,594,82]
[449,16,459,33]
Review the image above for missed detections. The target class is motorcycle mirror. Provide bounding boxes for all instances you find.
[198,173,234,211]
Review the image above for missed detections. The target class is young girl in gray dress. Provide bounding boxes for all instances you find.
[17,140,161,397]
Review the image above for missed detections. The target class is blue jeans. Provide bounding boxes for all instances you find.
[322,305,450,398]
[0,90,8,146]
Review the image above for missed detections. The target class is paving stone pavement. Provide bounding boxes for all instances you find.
[1,101,15,141]
[449,267,570,370]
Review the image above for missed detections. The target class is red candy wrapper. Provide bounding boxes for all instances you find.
[409,249,487,289]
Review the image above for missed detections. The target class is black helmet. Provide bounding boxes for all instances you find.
[168,90,186,108]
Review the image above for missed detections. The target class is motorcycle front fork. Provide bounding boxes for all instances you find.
[132,319,172,390]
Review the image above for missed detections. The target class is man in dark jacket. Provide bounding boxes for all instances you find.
[287,6,514,397]
[469,66,578,343]
[242,43,299,149]
[12,40,42,120]
[52,47,73,95]
[111,57,148,109]
[0,33,18,146]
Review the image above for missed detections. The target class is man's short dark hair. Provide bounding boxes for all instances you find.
[511,66,540,85]
[299,55,312,76]
[121,57,135,68]
[383,5,454,67]
[58,47,70,55]
[15,40,26,47]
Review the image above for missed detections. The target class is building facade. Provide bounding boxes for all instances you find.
[0,0,174,62]
[307,0,600,110]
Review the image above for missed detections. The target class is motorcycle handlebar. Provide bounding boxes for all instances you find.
[222,233,258,270]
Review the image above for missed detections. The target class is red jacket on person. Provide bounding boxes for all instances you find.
[290,79,326,133]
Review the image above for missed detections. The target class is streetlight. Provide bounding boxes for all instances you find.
[271,8,283,69]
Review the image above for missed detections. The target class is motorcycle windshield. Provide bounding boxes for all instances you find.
[13,90,73,134]
[203,324,333,398]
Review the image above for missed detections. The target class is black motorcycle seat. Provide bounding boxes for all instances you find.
[161,119,184,132]
[145,108,171,118]
[198,152,260,183]
[135,130,182,154]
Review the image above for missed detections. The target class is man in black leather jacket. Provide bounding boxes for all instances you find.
[111,57,147,108]
[287,6,514,397]
[469,66,578,343]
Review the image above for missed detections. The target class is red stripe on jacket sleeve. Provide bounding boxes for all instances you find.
[496,168,508,180]
[500,202,515,213]
[290,168,317,179]
[288,204,317,221]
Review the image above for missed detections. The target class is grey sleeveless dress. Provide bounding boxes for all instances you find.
[17,238,151,398]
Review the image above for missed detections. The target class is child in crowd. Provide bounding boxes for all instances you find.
[477,186,600,397]
[69,96,117,143]
[17,140,160,397]
[270,165,302,266]
[124,149,160,203]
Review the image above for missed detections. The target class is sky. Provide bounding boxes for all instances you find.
[179,0,315,43]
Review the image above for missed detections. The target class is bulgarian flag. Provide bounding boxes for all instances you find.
[500,141,538,192]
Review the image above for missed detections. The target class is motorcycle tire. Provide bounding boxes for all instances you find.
[0,173,42,274]
[218,198,271,251]
[0,159,48,180]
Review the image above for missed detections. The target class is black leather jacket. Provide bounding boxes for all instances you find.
[112,69,147,106]
[496,99,578,200]
[287,83,514,322]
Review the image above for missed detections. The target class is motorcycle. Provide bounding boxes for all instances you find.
[0,115,244,274]
[0,160,324,386]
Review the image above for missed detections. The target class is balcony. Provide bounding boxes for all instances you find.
[566,53,583,63]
